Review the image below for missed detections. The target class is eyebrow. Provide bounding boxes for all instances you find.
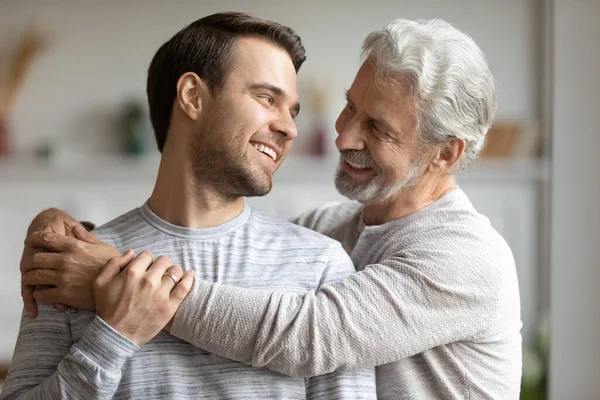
[344,90,353,105]
[250,82,300,118]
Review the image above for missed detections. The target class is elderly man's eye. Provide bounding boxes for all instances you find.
[367,120,381,132]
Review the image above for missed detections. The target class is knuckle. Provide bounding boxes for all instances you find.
[31,252,45,267]
[41,232,54,243]
[158,302,171,316]
[140,275,155,289]
[140,250,154,259]
[63,254,77,267]
[155,255,172,265]
[30,270,42,280]
[170,265,183,276]
[126,268,138,279]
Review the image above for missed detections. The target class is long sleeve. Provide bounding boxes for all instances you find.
[170,228,507,377]
[1,307,138,399]
[304,243,377,399]
[305,369,377,399]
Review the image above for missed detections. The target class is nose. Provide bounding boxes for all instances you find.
[270,112,298,140]
[335,109,366,151]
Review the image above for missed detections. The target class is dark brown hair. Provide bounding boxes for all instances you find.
[146,12,306,152]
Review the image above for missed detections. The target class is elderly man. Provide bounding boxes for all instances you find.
[17,18,521,399]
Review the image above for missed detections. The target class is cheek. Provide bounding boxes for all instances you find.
[231,100,270,137]
[369,145,407,180]
[280,141,293,159]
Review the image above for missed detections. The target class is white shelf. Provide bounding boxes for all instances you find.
[0,155,550,183]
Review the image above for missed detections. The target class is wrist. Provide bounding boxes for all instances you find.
[100,316,144,346]
[73,315,139,371]
[100,310,156,346]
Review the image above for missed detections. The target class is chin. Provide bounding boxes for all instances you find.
[335,169,389,204]
[243,186,271,198]
[240,173,273,197]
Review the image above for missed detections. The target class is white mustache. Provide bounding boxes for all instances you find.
[339,150,378,169]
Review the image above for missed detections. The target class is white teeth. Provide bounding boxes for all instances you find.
[346,159,370,169]
[252,143,277,161]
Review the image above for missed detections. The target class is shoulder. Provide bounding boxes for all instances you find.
[384,192,516,291]
[290,201,363,233]
[378,205,519,333]
[388,189,513,261]
[245,208,356,282]
[248,207,346,247]
[90,208,149,249]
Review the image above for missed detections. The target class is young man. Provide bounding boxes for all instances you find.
[1,12,376,400]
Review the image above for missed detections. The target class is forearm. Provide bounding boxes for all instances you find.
[171,257,498,377]
[172,278,371,376]
[2,314,138,400]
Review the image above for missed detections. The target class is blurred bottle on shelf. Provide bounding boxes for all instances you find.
[0,25,49,158]
[119,99,146,156]
[307,79,332,158]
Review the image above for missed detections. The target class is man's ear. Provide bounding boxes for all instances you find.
[428,138,466,174]
[176,72,210,121]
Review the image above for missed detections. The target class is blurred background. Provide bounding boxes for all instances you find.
[0,0,598,398]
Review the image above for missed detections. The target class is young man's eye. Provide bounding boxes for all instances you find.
[260,95,274,105]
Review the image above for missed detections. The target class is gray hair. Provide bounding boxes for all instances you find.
[363,19,497,172]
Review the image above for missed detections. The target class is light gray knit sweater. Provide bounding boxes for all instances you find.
[171,188,523,399]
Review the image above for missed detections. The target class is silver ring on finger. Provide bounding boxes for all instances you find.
[163,272,179,285]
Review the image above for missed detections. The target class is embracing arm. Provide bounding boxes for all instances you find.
[170,234,505,377]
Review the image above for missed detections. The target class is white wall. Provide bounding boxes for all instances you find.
[0,0,547,376]
[549,0,600,398]
[0,0,539,157]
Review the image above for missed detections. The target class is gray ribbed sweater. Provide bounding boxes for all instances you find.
[1,203,376,399]
[171,188,523,399]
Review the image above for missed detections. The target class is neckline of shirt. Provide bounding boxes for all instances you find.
[138,200,252,240]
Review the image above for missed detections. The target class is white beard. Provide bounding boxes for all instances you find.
[335,157,421,204]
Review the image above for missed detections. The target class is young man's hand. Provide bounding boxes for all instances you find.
[94,250,195,346]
